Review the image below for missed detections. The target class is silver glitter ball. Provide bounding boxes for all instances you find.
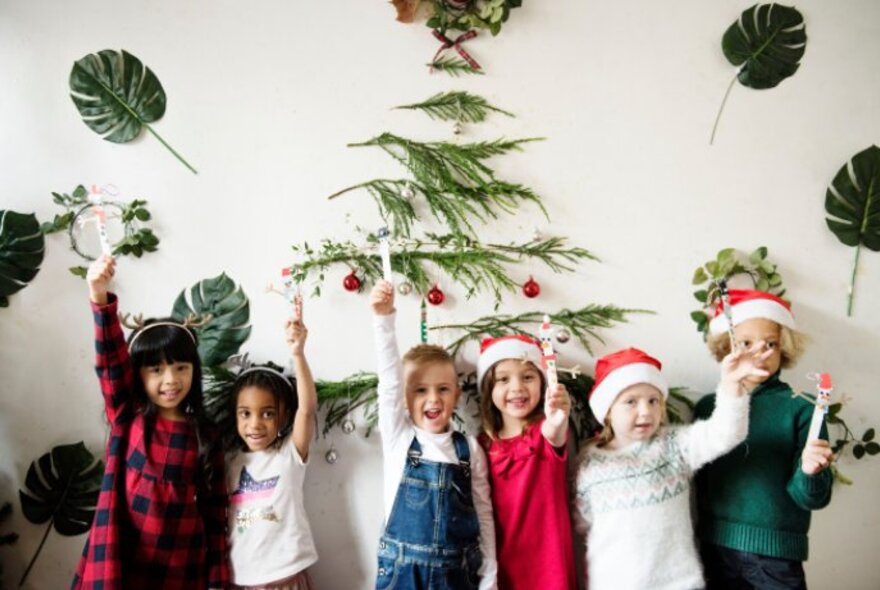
[325,449,338,464]
[398,282,413,296]
[453,121,463,135]
[401,185,416,199]
[341,419,356,434]
[555,329,571,344]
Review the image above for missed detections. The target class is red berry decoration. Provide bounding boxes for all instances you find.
[342,271,361,292]
[522,276,541,298]
[427,284,445,306]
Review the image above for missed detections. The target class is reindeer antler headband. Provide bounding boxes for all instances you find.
[120,312,212,349]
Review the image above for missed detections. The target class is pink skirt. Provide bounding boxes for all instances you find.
[234,569,316,590]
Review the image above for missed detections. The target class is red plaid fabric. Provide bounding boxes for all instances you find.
[72,294,229,589]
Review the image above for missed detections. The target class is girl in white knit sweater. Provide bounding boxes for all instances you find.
[573,345,769,590]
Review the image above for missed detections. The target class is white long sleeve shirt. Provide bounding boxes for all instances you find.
[374,313,497,590]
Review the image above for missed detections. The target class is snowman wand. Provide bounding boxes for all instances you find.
[377,226,393,284]
[716,279,738,351]
[88,184,113,256]
[538,314,559,391]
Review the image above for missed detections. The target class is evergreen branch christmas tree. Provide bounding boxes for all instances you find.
[395,91,513,123]
[433,304,650,356]
[427,57,484,76]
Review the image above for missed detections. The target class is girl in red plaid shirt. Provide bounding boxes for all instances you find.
[72,255,229,590]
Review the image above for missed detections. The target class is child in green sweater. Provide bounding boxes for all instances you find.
[695,289,834,589]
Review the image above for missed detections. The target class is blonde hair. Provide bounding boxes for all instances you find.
[706,324,807,368]
[593,390,668,449]
[479,360,546,439]
[402,344,455,368]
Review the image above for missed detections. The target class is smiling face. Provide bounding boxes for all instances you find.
[733,318,782,389]
[236,385,282,452]
[403,360,461,434]
[489,359,543,435]
[139,361,193,420]
[605,383,665,450]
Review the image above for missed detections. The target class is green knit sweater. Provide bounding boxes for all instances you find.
[694,373,833,561]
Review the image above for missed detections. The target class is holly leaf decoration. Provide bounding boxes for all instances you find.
[825,145,880,316]
[0,210,45,308]
[711,4,806,143]
[172,273,251,366]
[69,49,197,173]
[18,442,103,586]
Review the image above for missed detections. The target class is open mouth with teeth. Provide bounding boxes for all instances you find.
[424,408,442,420]
[507,397,530,409]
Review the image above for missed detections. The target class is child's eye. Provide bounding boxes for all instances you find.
[238,410,249,418]
[626,399,636,406]
[649,398,659,405]
[261,411,275,419]
[766,341,779,350]
[497,377,509,384]
[523,374,535,382]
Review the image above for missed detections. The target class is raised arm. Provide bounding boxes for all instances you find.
[287,294,317,461]
[371,281,409,443]
[87,255,133,423]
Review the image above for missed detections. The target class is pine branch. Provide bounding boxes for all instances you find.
[427,57,484,77]
[327,178,548,238]
[347,133,543,190]
[316,373,380,436]
[432,304,652,356]
[395,91,512,123]
[291,234,595,305]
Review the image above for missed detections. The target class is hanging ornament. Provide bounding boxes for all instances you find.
[401,183,415,200]
[341,419,356,434]
[325,448,338,464]
[453,120,463,135]
[427,284,445,306]
[532,227,542,242]
[522,276,541,298]
[555,329,571,344]
[342,271,361,292]
[398,282,413,296]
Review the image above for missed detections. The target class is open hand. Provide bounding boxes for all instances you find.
[370,280,394,316]
[720,341,772,396]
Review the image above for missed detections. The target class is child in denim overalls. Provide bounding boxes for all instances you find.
[370,281,497,590]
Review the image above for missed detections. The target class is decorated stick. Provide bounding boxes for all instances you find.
[420,298,428,344]
[808,373,833,441]
[717,279,737,350]
[89,184,113,256]
[377,226,393,283]
[538,314,559,391]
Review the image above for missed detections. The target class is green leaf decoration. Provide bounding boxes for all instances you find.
[18,442,103,586]
[172,273,251,366]
[69,49,197,174]
[825,145,880,316]
[710,4,806,144]
[394,92,512,123]
[0,210,45,308]
[427,57,484,76]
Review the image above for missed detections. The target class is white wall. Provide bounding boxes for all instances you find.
[1,1,878,588]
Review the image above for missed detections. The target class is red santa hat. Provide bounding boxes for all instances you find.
[589,348,668,423]
[709,289,795,335]
[477,335,545,388]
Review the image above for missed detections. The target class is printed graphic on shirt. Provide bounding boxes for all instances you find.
[230,465,281,532]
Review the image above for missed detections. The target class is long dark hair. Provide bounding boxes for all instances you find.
[228,363,298,453]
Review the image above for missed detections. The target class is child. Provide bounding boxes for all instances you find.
[73,255,228,590]
[695,290,834,589]
[476,335,576,590]
[574,345,768,590]
[370,280,497,590]
[225,294,318,590]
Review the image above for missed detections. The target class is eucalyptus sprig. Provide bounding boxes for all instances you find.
[41,185,160,278]
[394,91,513,123]
[432,304,647,357]
[291,233,595,305]
[689,246,785,337]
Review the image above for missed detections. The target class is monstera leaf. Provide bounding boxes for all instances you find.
[825,145,880,316]
[69,49,197,173]
[18,442,103,586]
[711,4,806,143]
[172,273,252,366]
[0,210,45,308]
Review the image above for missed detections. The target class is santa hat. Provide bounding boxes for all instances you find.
[709,289,795,335]
[589,348,668,423]
[477,335,545,388]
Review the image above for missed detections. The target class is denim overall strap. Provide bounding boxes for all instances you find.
[377,432,483,590]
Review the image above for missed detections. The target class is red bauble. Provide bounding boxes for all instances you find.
[522,276,541,298]
[427,285,445,306]
[342,271,361,292]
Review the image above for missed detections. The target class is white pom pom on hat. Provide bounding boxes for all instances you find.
[709,289,795,335]
[477,334,545,388]
[589,347,668,423]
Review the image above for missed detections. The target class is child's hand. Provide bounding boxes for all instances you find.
[719,341,772,396]
[285,294,307,357]
[86,255,115,305]
[801,439,833,475]
[544,383,571,431]
[370,280,394,316]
